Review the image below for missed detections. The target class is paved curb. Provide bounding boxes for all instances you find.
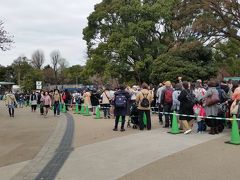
[35,113,74,180]
[11,113,74,180]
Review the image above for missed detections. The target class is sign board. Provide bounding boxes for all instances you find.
[36,85,42,90]
[36,81,42,86]
[36,81,42,90]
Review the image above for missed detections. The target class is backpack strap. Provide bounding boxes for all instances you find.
[142,92,149,98]
[104,91,110,101]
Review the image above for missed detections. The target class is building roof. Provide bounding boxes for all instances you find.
[223,77,240,81]
[0,82,15,85]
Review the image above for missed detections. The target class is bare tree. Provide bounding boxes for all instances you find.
[31,50,45,69]
[58,58,69,84]
[59,58,69,71]
[0,21,13,51]
[50,50,61,84]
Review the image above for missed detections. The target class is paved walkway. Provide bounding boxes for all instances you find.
[56,127,228,180]
[0,102,58,168]
[0,102,237,180]
[0,102,74,180]
[120,136,240,180]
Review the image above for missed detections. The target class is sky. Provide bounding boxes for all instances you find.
[0,0,102,67]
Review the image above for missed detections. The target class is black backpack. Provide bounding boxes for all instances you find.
[115,94,127,108]
[217,88,228,103]
[140,93,150,108]
[185,90,198,106]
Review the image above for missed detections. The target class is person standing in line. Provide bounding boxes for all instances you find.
[14,92,19,108]
[5,90,18,117]
[193,81,206,101]
[42,91,52,118]
[201,79,221,135]
[172,83,182,129]
[148,84,155,113]
[156,82,166,125]
[178,81,195,134]
[38,90,45,115]
[63,89,71,111]
[136,83,153,130]
[83,89,92,111]
[18,93,24,108]
[101,87,112,118]
[91,89,101,115]
[109,88,116,117]
[113,85,130,131]
[53,89,62,117]
[193,101,206,134]
[172,83,182,112]
[161,81,174,128]
[30,91,38,112]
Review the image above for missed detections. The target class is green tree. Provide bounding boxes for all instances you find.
[0,65,7,81]
[83,0,220,84]
[64,65,90,85]
[21,69,43,92]
[83,0,178,83]
[151,41,217,83]
[11,56,33,86]
[11,56,43,91]
[214,39,240,76]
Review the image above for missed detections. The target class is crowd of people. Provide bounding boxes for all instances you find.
[2,77,240,135]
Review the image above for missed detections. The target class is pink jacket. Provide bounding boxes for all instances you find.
[43,95,52,106]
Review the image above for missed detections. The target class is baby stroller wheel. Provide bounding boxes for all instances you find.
[133,124,138,129]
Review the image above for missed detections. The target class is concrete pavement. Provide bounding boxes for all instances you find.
[56,127,228,180]
[0,101,69,180]
[0,101,237,180]
[0,101,58,167]
[120,136,240,180]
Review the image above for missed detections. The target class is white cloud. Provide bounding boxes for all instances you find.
[0,0,102,66]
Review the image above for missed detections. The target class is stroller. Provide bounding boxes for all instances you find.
[127,103,139,129]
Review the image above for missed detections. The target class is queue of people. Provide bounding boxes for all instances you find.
[2,77,240,135]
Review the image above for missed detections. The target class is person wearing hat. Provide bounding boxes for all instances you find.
[161,81,174,128]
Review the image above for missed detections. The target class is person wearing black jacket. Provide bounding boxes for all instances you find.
[91,89,101,115]
[178,81,195,134]
[30,91,38,112]
[38,90,44,115]
[113,85,130,132]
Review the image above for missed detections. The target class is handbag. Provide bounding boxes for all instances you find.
[205,92,220,106]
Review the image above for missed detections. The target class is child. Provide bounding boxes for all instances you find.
[193,101,206,133]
